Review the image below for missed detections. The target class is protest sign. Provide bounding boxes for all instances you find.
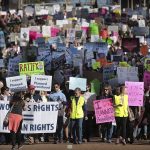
[8,55,22,77]
[93,98,115,124]
[132,27,149,36]
[117,67,139,84]
[144,58,150,71]
[125,81,144,106]
[53,4,61,14]
[0,31,6,48]
[42,26,51,37]
[122,38,140,52]
[6,75,27,92]
[0,59,4,68]
[19,61,45,76]
[31,75,52,91]
[136,36,145,44]
[138,19,145,27]
[86,51,94,60]
[143,71,150,89]
[51,27,60,37]
[108,25,119,32]
[90,23,99,35]
[111,55,122,62]
[97,42,108,56]
[52,54,66,69]
[0,102,58,133]
[69,77,87,91]
[103,64,114,82]
[140,45,148,56]
[20,28,29,41]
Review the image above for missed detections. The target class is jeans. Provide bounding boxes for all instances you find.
[115,117,127,139]
[11,120,23,147]
[54,116,63,141]
[70,118,83,143]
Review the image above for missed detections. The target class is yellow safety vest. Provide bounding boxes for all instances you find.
[114,95,128,117]
[70,96,85,119]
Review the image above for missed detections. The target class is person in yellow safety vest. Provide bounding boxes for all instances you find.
[114,85,129,145]
[70,88,87,144]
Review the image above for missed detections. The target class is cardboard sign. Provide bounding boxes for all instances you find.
[122,38,140,52]
[6,75,27,92]
[94,98,115,124]
[69,77,87,91]
[19,61,45,76]
[31,75,52,91]
[125,81,144,106]
[143,71,150,89]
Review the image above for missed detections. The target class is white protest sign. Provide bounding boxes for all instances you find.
[6,75,27,92]
[117,67,139,84]
[0,59,4,68]
[0,102,58,133]
[136,36,145,43]
[67,29,76,42]
[21,28,29,41]
[56,20,69,28]
[42,26,51,37]
[69,77,87,91]
[53,4,60,14]
[138,19,145,27]
[31,75,52,91]
[108,26,119,32]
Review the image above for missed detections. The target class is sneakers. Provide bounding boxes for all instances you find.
[115,138,120,144]
[121,139,126,145]
[18,145,23,149]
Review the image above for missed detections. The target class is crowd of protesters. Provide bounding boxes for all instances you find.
[0,1,150,150]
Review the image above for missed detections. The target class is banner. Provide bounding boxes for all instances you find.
[117,67,139,84]
[143,71,150,89]
[20,28,29,41]
[125,81,144,106]
[31,75,52,91]
[19,61,45,76]
[93,98,115,124]
[6,75,27,92]
[0,102,58,133]
[69,77,87,91]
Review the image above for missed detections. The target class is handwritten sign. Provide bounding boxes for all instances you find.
[19,61,45,76]
[6,75,27,92]
[93,98,115,124]
[0,59,4,68]
[69,77,87,91]
[31,75,52,91]
[125,81,144,106]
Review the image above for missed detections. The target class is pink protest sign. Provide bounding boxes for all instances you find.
[143,71,150,89]
[125,81,144,106]
[29,31,37,41]
[51,27,60,37]
[35,33,43,39]
[93,98,115,124]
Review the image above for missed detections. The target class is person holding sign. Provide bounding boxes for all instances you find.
[8,92,25,150]
[99,85,114,143]
[69,88,87,144]
[114,85,128,145]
